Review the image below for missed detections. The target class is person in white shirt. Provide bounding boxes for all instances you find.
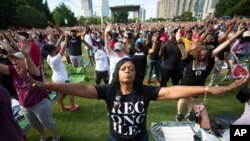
[44,34,79,112]
[104,24,130,84]
[83,26,96,66]
[82,37,109,84]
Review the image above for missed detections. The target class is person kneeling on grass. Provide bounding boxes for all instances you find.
[21,58,248,141]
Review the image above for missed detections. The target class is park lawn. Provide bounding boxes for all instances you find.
[26,49,245,141]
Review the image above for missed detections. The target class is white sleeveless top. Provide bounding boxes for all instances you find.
[47,53,68,82]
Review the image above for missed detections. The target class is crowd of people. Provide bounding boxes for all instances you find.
[0,17,250,141]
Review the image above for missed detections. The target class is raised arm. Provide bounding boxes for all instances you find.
[59,34,69,56]
[212,24,244,57]
[157,77,248,100]
[218,17,236,44]
[176,29,188,59]
[104,23,113,57]
[148,34,157,54]
[199,22,213,42]
[82,28,94,51]
[19,39,40,76]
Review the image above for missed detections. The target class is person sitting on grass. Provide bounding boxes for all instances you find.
[21,57,248,141]
[43,33,79,112]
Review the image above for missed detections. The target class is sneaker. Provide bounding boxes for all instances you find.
[145,80,151,85]
[156,79,160,86]
[176,114,184,122]
[40,135,48,141]
[52,136,61,141]
[185,112,196,122]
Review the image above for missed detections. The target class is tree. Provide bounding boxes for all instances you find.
[78,16,87,25]
[215,0,241,17]
[52,3,77,26]
[86,17,100,25]
[226,0,250,16]
[0,0,16,29]
[14,5,47,28]
[180,11,194,21]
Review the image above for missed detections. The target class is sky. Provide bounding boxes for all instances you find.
[46,0,157,19]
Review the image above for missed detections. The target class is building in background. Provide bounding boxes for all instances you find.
[140,8,146,22]
[202,0,219,19]
[81,0,93,17]
[93,0,109,17]
[156,0,218,20]
[193,0,205,20]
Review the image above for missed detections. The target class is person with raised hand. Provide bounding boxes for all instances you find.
[0,38,60,141]
[20,57,248,141]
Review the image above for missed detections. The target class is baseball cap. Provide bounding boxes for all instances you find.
[10,52,25,59]
[243,31,250,38]
[114,42,123,51]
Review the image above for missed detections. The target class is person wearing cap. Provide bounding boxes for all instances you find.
[159,28,187,87]
[43,34,79,112]
[82,37,110,84]
[20,57,248,141]
[130,37,149,85]
[104,24,129,84]
[0,39,60,141]
[0,86,26,141]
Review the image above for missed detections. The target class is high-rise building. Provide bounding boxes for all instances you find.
[157,0,196,19]
[156,0,218,20]
[194,0,205,20]
[157,0,176,19]
[93,0,109,17]
[81,0,93,17]
[202,0,219,19]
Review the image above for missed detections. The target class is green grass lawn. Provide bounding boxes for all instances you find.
[26,49,245,140]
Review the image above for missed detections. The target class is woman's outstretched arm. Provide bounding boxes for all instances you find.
[157,77,248,100]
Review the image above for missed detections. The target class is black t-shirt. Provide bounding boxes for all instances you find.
[130,48,148,73]
[161,40,182,70]
[149,41,161,60]
[180,51,214,86]
[68,36,82,56]
[95,84,160,140]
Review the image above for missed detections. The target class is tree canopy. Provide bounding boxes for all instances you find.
[215,0,250,17]
[52,3,77,26]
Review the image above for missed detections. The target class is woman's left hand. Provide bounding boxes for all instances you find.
[211,77,249,95]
